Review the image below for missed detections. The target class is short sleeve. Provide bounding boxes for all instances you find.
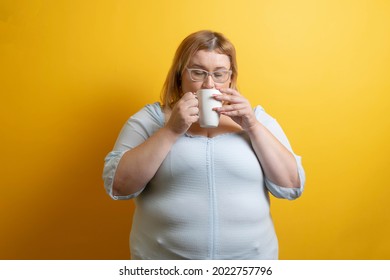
[254,106,306,200]
[102,103,164,200]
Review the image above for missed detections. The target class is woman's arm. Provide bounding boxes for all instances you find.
[245,122,300,188]
[112,127,180,196]
[112,92,199,196]
[215,88,300,188]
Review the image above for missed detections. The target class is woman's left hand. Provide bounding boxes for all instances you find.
[214,88,258,131]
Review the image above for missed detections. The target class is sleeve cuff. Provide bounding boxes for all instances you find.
[265,155,306,200]
[102,150,144,200]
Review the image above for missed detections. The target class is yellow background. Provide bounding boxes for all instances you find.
[1,0,389,259]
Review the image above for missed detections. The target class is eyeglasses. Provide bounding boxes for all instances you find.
[186,68,232,83]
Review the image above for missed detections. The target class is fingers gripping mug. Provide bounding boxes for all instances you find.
[196,89,222,128]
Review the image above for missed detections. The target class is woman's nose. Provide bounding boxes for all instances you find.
[202,75,215,89]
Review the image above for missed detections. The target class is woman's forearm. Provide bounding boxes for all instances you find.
[112,126,180,196]
[247,122,300,188]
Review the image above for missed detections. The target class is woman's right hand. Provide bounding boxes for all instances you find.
[165,92,199,135]
[112,94,198,197]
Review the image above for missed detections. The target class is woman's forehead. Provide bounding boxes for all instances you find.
[189,50,231,68]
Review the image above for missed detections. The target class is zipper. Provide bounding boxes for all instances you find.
[206,138,217,259]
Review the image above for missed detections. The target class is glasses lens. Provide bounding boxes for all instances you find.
[212,71,230,83]
[188,69,231,83]
[190,69,207,81]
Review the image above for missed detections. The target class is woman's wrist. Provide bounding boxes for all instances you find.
[160,125,183,142]
[244,120,263,136]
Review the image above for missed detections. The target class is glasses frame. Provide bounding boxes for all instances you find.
[186,67,232,83]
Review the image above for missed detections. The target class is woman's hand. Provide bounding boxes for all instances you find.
[165,92,199,135]
[215,88,300,188]
[214,88,258,131]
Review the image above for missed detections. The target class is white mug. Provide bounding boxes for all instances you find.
[196,89,222,128]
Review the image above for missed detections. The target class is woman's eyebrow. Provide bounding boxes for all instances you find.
[214,66,229,70]
[188,64,206,69]
[188,64,229,70]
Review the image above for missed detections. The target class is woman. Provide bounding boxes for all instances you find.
[103,30,305,259]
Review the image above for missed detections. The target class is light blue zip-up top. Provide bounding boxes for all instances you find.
[103,102,305,259]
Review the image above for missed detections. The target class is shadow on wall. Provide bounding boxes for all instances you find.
[2,85,148,260]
